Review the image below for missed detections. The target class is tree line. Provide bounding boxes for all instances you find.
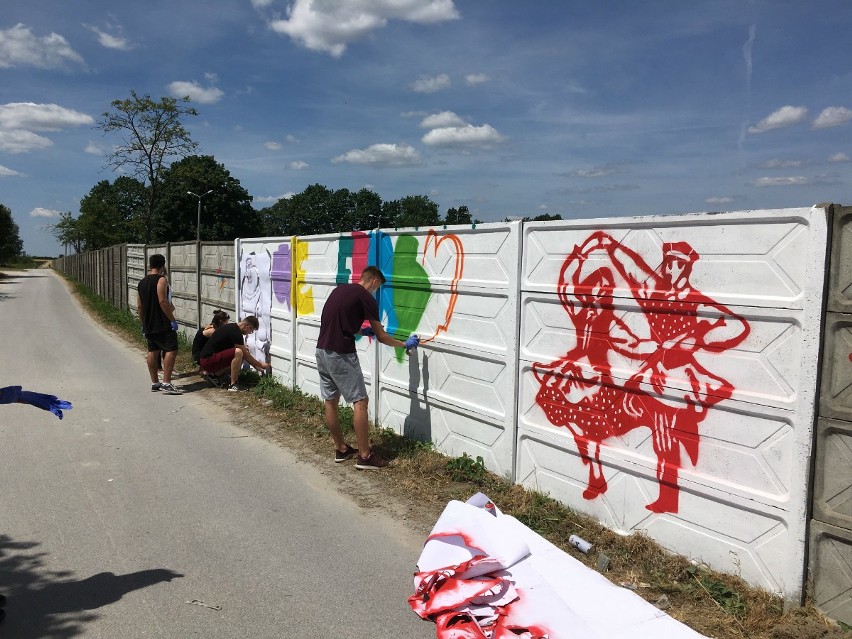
[16,91,560,256]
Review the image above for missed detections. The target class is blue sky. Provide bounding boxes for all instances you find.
[2,1,851,256]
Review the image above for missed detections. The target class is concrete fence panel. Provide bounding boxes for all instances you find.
[290,232,377,416]
[375,223,521,477]
[515,208,829,599]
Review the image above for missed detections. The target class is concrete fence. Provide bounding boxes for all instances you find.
[52,205,850,622]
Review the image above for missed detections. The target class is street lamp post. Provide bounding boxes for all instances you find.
[188,189,213,331]
[187,189,213,242]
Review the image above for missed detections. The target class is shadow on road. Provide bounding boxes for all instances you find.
[0,534,183,637]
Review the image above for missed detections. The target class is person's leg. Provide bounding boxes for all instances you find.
[146,350,160,383]
[324,397,348,451]
[352,398,370,457]
[229,348,245,385]
[162,350,177,384]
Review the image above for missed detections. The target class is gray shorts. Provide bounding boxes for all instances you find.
[315,348,368,403]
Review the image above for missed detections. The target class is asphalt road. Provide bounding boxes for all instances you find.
[0,270,435,638]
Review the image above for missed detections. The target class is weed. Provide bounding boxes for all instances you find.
[445,453,487,484]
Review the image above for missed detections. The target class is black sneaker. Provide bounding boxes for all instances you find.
[335,444,357,463]
[226,384,243,392]
[355,452,388,470]
[151,382,163,392]
[159,383,183,395]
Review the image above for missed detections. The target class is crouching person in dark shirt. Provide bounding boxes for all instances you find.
[198,315,271,391]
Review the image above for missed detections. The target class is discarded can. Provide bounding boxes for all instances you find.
[569,534,593,554]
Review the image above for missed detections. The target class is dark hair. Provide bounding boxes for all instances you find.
[242,315,260,330]
[149,254,166,269]
[360,265,386,285]
[211,309,230,327]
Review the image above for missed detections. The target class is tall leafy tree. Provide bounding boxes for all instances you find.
[155,155,258,241]
[393,195,442,228]
[51,212,85,254]
[0,204,24,264]
[98,90,199,243]
[445,205,473,225]
[76,177,148,248]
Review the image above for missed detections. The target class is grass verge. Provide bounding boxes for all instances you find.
[58,269,847,639]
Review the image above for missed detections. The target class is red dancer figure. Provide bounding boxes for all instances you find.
[534,231,749,513]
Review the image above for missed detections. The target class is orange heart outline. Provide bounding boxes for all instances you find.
[419,229,465,344]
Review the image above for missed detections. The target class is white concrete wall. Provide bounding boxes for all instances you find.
[235,206,830,600]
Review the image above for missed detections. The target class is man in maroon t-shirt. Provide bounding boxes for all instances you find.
[316,265,419,469]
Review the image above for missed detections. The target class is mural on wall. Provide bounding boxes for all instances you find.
[239,248,272,365]
[271,242,292,311]
[533,231,750,513]
[332,230,465,360]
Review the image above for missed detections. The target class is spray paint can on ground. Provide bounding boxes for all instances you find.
[569,534,593,554]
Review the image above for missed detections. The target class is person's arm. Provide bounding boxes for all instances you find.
[202,325,216,337]
[157,277,176,321]
[237,344,271,371]
[368,320,408,350]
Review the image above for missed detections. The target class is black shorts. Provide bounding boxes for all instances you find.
[146,330,179,353]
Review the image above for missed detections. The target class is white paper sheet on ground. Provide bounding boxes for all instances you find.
[416,498,531,578]
[411,495,708,639]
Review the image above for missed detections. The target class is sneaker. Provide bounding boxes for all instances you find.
[226,384,243,392]
[334,444,357,463]
[355,452,388,470]
[159,383,183,395]
[151,382,164,392]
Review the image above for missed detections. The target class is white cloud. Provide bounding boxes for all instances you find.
[829,152,850,163]
[0,130,53,153]
[264,141,283,150]
[286,134,299,143]
[705,196,734,205]
[270,0,459,57]
[83,23,133,50]
[0,102,94,131]
[84,141,104,155]
[29,207,61,218]
[748,106,808,134]
[420,111,467,128]
[465,73,489,85]
[412,73,451,93]
[167,80,224,104]
[332,143,421,165]
[289,160,308,170]
[752,176,808,187]
[0,23,84,69]
[759,158,804,169]
[422,124,504,148]
[0,164,23,177]
[567,163,625,178]
[251,0,274,7]
[813,106,852,129]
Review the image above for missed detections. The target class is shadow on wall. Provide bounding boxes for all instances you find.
[403,351,432,444]
[0,533,183,638]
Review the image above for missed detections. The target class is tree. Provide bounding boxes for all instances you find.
[393,195,442,228]
[445,205,473,225]
[76,177,148,248]
[98,90,199,243]
[51,212,85,254]
[0,204,24,265]
[155,155,258,242]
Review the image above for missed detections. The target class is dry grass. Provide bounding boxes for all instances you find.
[58,270,847,639]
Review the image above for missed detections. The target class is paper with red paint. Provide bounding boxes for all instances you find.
[410,496,709,639]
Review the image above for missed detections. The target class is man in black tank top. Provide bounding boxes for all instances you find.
[136,254,182,394]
